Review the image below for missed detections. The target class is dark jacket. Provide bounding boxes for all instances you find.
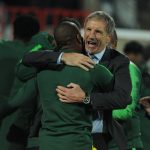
[91,48,131,150]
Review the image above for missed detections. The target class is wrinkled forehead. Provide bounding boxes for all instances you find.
[84,18,108,33]
[85,15,107,25]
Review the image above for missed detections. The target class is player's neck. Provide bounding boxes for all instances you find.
[61,45,82,53]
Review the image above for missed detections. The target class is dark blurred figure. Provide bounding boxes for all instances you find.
[123,41,144,67]
[31,0,81,9]
[139,45,150,150]
[143,45,150,61]
[139,96,150,118]
[4,0,30,6]
[0,15,39,99]
[142,45,150,94]
[0,14,40,150]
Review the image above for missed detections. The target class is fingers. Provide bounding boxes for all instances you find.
[77,57,95,71]
[67,83,77,88]
[59,99,74,103]
[140,102,149,106]
[57,93,68,100]
[81,55,95,64]
[60,99,70,103]
[139,100,150,108]
[58,94,76,103]
[73,54,95,69]
[81,61,95,69]
[77,64,90,71]
[140,98,150,105]
[59,98,77,103]
[80,54,94,62]
[140,96,150,101]
[56,88,66,96]
[86,58,95,65]
[56,86,68,92]
[62,53,95,71]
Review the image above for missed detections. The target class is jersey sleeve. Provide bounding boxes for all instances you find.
[112,62,142,120]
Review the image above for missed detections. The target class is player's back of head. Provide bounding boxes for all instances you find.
[13,14,40,43]
[54,20,82,50]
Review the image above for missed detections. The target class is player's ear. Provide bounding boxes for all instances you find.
[76,34,83,44]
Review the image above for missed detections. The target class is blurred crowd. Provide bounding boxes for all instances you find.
[0,0,150,29]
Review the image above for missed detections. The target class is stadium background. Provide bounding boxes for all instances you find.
[0,0,150,51]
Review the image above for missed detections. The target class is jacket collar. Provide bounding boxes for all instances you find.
[101,48,112,62]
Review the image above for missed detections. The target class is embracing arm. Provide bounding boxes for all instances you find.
[16,50,63,82]
[22,50,94,71]
[17,50,95,81]
[56,57,131,109]
[56,64,114,103]
[22,50,62,68]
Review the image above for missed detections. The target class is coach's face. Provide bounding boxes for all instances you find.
[84,19,110,54]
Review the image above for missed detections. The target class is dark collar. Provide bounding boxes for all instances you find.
[99,48,112,68]
[100,48,112,63]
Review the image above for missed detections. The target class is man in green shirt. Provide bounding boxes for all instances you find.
[0,14,39,104]
[0,31,57,150]
[0,15,40,150]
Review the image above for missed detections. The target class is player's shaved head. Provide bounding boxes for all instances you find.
[54,21,81,48]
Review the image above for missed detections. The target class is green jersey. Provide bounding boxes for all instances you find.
[0,40,27,100]
[0,32,53,150]
[112,61,142,120]
[0,39,28,150]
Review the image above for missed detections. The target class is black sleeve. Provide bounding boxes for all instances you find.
[16,50,63,81]
[91,56,132,110]
[22,50,62,68]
